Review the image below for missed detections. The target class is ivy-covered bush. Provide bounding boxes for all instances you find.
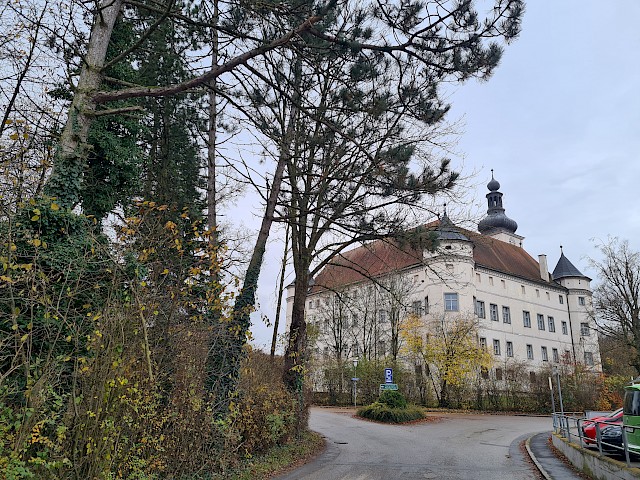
[0,201,300,479]
[233,352,298,455]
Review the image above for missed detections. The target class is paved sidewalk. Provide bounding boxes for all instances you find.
[528,432,584,479]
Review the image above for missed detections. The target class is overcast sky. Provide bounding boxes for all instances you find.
[248,1,640,351]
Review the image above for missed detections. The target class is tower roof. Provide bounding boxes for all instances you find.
[552,248,589,280]
[438,212,470,241]
[487,170,501,191]
[478,171,518,235]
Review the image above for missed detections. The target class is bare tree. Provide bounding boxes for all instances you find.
[590,238,640,374]
[378,272,420,362]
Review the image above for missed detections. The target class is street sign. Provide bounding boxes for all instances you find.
[384,368,393,384]
[379,383,398,391]
[351,377,360,382]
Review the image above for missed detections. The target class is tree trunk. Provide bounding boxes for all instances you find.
[44,0,123,208]
[271,222,290,358]
[283,272,310,424]
[213,97,296,402]
[440,379,449,408]
[207,0,219,242]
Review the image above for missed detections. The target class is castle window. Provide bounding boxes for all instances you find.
[424,297,429,314]
[561,321,568,335]
[521,285,526,295]
[501,279,506,289]
[489,304,499,321]
[476,273,481,283]
[489,276,494,286]
[546,292,550,300]
[548,316,555,333]
[506,341,513,357]
[584,351,594,366]
[523,311,531,328]
[479,337,487,350]
[502,306,511,324]
[493,339,501,356]
[476,300,486,319]
[536,289,540,298]
[412,300,422,316]
[580,322,590,336]
[559,295,564,304]
[537,314,545,330]
[552,348,559,363]
[578,296,586,306]
[495,368,503,381]
[444,293,459,311]
[541,346,548,361]
[526,344,534,360]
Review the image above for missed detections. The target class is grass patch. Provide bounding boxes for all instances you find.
[211,430,324,480]
[357,402,425,423]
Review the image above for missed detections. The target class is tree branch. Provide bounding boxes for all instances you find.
[91,15,322,104]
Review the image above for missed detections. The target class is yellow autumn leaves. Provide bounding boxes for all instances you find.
[400,314,492,388]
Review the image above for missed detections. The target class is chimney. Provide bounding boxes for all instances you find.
[538,254,549,282]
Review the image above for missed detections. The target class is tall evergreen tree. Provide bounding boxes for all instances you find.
[227,0,524,410]
[133,9,204,214]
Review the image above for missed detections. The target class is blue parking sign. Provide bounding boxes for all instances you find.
[384,368,393,384]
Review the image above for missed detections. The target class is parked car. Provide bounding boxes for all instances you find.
[582,408,623,444]
[600,425,623,453]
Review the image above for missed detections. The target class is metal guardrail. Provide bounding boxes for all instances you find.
[552,413,638,467]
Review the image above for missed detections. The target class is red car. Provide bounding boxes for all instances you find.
[582,408,623,444]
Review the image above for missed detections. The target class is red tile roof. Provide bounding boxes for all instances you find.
[311,222,557,293]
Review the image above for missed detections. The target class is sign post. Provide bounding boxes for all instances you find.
[353,359,359,407]
[380,367,397,392]
[379,383,398,391]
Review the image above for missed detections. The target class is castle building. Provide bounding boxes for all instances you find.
[285,174,602,380]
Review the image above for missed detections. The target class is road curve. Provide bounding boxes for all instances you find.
[277,407,550,480]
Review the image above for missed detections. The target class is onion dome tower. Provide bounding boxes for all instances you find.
[477,171,523,246]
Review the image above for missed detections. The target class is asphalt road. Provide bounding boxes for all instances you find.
[277,407,550,480]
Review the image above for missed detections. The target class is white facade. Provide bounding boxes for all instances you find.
[285,176,602,377]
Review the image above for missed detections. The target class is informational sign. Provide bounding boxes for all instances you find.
[351,377,360,382]
[380,383,398,391]
[384,368,393,384]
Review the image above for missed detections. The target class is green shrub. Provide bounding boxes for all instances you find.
[233,352,298,454]
[378,390,407,409]
[357,402,424,423]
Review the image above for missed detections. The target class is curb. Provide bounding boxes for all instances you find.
[526,435,553,480]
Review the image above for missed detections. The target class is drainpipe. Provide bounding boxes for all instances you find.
[565,288,577,365]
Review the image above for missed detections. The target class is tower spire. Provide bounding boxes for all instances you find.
[478,171,518,235]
